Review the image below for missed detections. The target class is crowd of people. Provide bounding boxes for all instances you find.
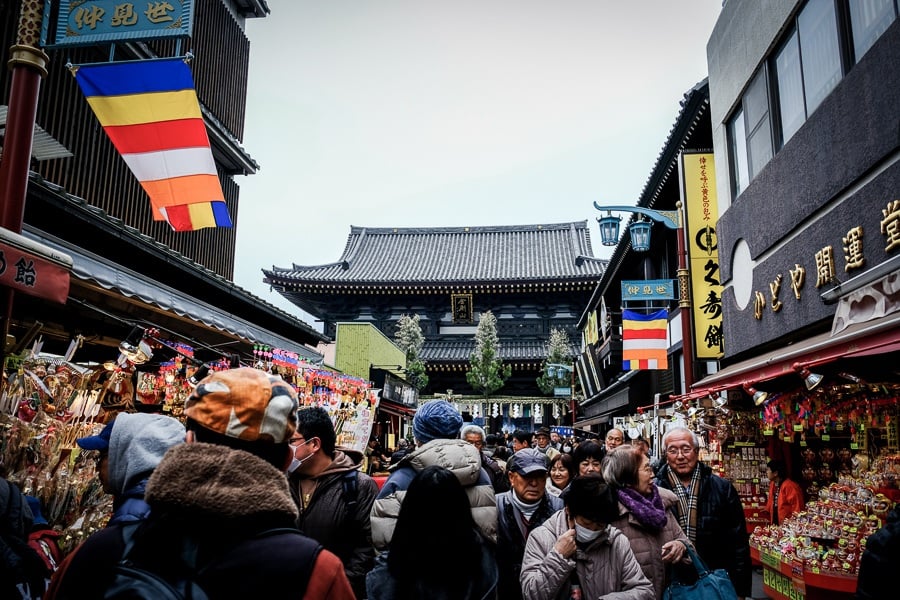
[1,372,896,599]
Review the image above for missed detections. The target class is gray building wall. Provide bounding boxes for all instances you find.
[706,2,900,360]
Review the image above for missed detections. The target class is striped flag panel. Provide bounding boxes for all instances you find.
[622,309,668,370]
[74,58,231,232]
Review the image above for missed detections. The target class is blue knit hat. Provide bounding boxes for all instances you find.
[413,400,463,444]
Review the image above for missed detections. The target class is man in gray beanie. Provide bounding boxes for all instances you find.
[370,400,497,550]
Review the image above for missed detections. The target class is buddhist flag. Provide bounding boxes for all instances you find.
[622,309,668,370]
[72,58,232,232]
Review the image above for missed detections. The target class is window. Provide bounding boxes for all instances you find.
[744,69,774,178]
[728,110,750,197]
[775,31,805,144]
[849,0,898,61]
[797,0,842,114]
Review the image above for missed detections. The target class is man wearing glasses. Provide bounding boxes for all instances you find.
[289,406,379,599]
[655,426,751,600]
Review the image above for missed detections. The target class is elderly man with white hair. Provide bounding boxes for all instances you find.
[461,424,510,493]
[654,426,751,600]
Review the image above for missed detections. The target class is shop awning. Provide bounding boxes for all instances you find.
[378,399,416,417]
[25,229,322,361]
[683,310,900,399]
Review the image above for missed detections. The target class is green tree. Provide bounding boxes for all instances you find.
[536,327,573,395]
[466,310,512,398]
[394,314,429,391]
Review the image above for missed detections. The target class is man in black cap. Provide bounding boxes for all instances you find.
[495,448,563,600]
[534,426,560,461]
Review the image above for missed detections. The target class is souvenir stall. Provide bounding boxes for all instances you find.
[678,371,900,600]
[0,332,376,556]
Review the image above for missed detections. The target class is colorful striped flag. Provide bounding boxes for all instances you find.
[73,58,232,232]
[622,309,668,370]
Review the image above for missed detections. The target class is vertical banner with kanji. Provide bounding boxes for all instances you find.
[681,152,724,358]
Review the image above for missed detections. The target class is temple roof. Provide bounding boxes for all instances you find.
[264,221,606,286]
[421,338,581,363]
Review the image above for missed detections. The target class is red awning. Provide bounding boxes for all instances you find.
[680,310,900,400]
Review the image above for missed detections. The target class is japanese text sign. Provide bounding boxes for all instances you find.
[50,0,194,48]
[681,152,724,359]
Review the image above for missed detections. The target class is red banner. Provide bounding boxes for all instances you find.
[0,242,70,304]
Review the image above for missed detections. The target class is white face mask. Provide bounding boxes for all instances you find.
[287,439,314,473]
[575,522,604,544]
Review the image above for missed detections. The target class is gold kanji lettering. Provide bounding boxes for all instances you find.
[144,1,175,24]
[814,246,835,288]
[754,291,765,320]
[842,226,865,271]
[111,3,139,26]
[769,274,783,313]
[881,200,900,252]
[74,5,106,30]
[789,264,805,300]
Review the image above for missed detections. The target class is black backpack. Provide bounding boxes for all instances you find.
[103,523,320,600]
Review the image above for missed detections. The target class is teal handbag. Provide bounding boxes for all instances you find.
[663,545,738,600]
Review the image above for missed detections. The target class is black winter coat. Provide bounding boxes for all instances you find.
[856,505,900,600]
[495,491,563,600]
[0,478,47,599]
[655,462,751,597]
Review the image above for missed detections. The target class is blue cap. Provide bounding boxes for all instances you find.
[76,420,115,451]
[25,495,48,525]
[509,448,550,475]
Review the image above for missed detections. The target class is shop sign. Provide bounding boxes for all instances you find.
[0,231,72,304]
[763,567,806,600]
[48,0,195,48]
[681,152,724,359]
[621,279,675,301]
[752,199,900,323]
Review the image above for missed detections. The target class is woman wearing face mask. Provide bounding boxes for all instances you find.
[520,474,654,600]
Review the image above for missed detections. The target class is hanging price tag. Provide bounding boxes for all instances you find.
[850,443,859,450]
[764,429,774,436]
[793,424,803,431]
[822,434,831,441]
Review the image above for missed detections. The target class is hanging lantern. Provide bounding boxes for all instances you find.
[533,404,543,422]
[491,403,500,418]
[552,403,560,419]
[598,212,621,246]
[628,219,652,252]
[512,403,521,418]
[471,403,480,418]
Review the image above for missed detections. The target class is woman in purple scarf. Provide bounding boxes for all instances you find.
[602,445,692,599]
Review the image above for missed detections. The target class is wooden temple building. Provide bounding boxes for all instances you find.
[264,222,607,431]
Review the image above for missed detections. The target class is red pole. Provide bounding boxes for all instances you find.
[0,0,49,366]
[675,202,695,390]
[0,0,49,232]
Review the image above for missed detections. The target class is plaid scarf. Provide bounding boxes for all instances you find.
[666,466,701,543]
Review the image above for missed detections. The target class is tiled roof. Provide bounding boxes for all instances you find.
[421,338,579,363]
[265,222,606,285]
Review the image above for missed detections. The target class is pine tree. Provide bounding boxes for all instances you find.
[536,327,573,395]
[394,314,429,391]
[466,310,512,398]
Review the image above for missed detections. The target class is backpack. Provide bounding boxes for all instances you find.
[103,523,321,600]
[341,471,359,510]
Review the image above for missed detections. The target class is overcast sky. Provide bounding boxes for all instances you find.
[233,0,724,326]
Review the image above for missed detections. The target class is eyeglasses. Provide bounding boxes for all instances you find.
[666,446,696,457]
[289,435,306,445]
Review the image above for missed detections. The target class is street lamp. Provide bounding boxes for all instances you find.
[546,363,576,426]
[593,202,695,389]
